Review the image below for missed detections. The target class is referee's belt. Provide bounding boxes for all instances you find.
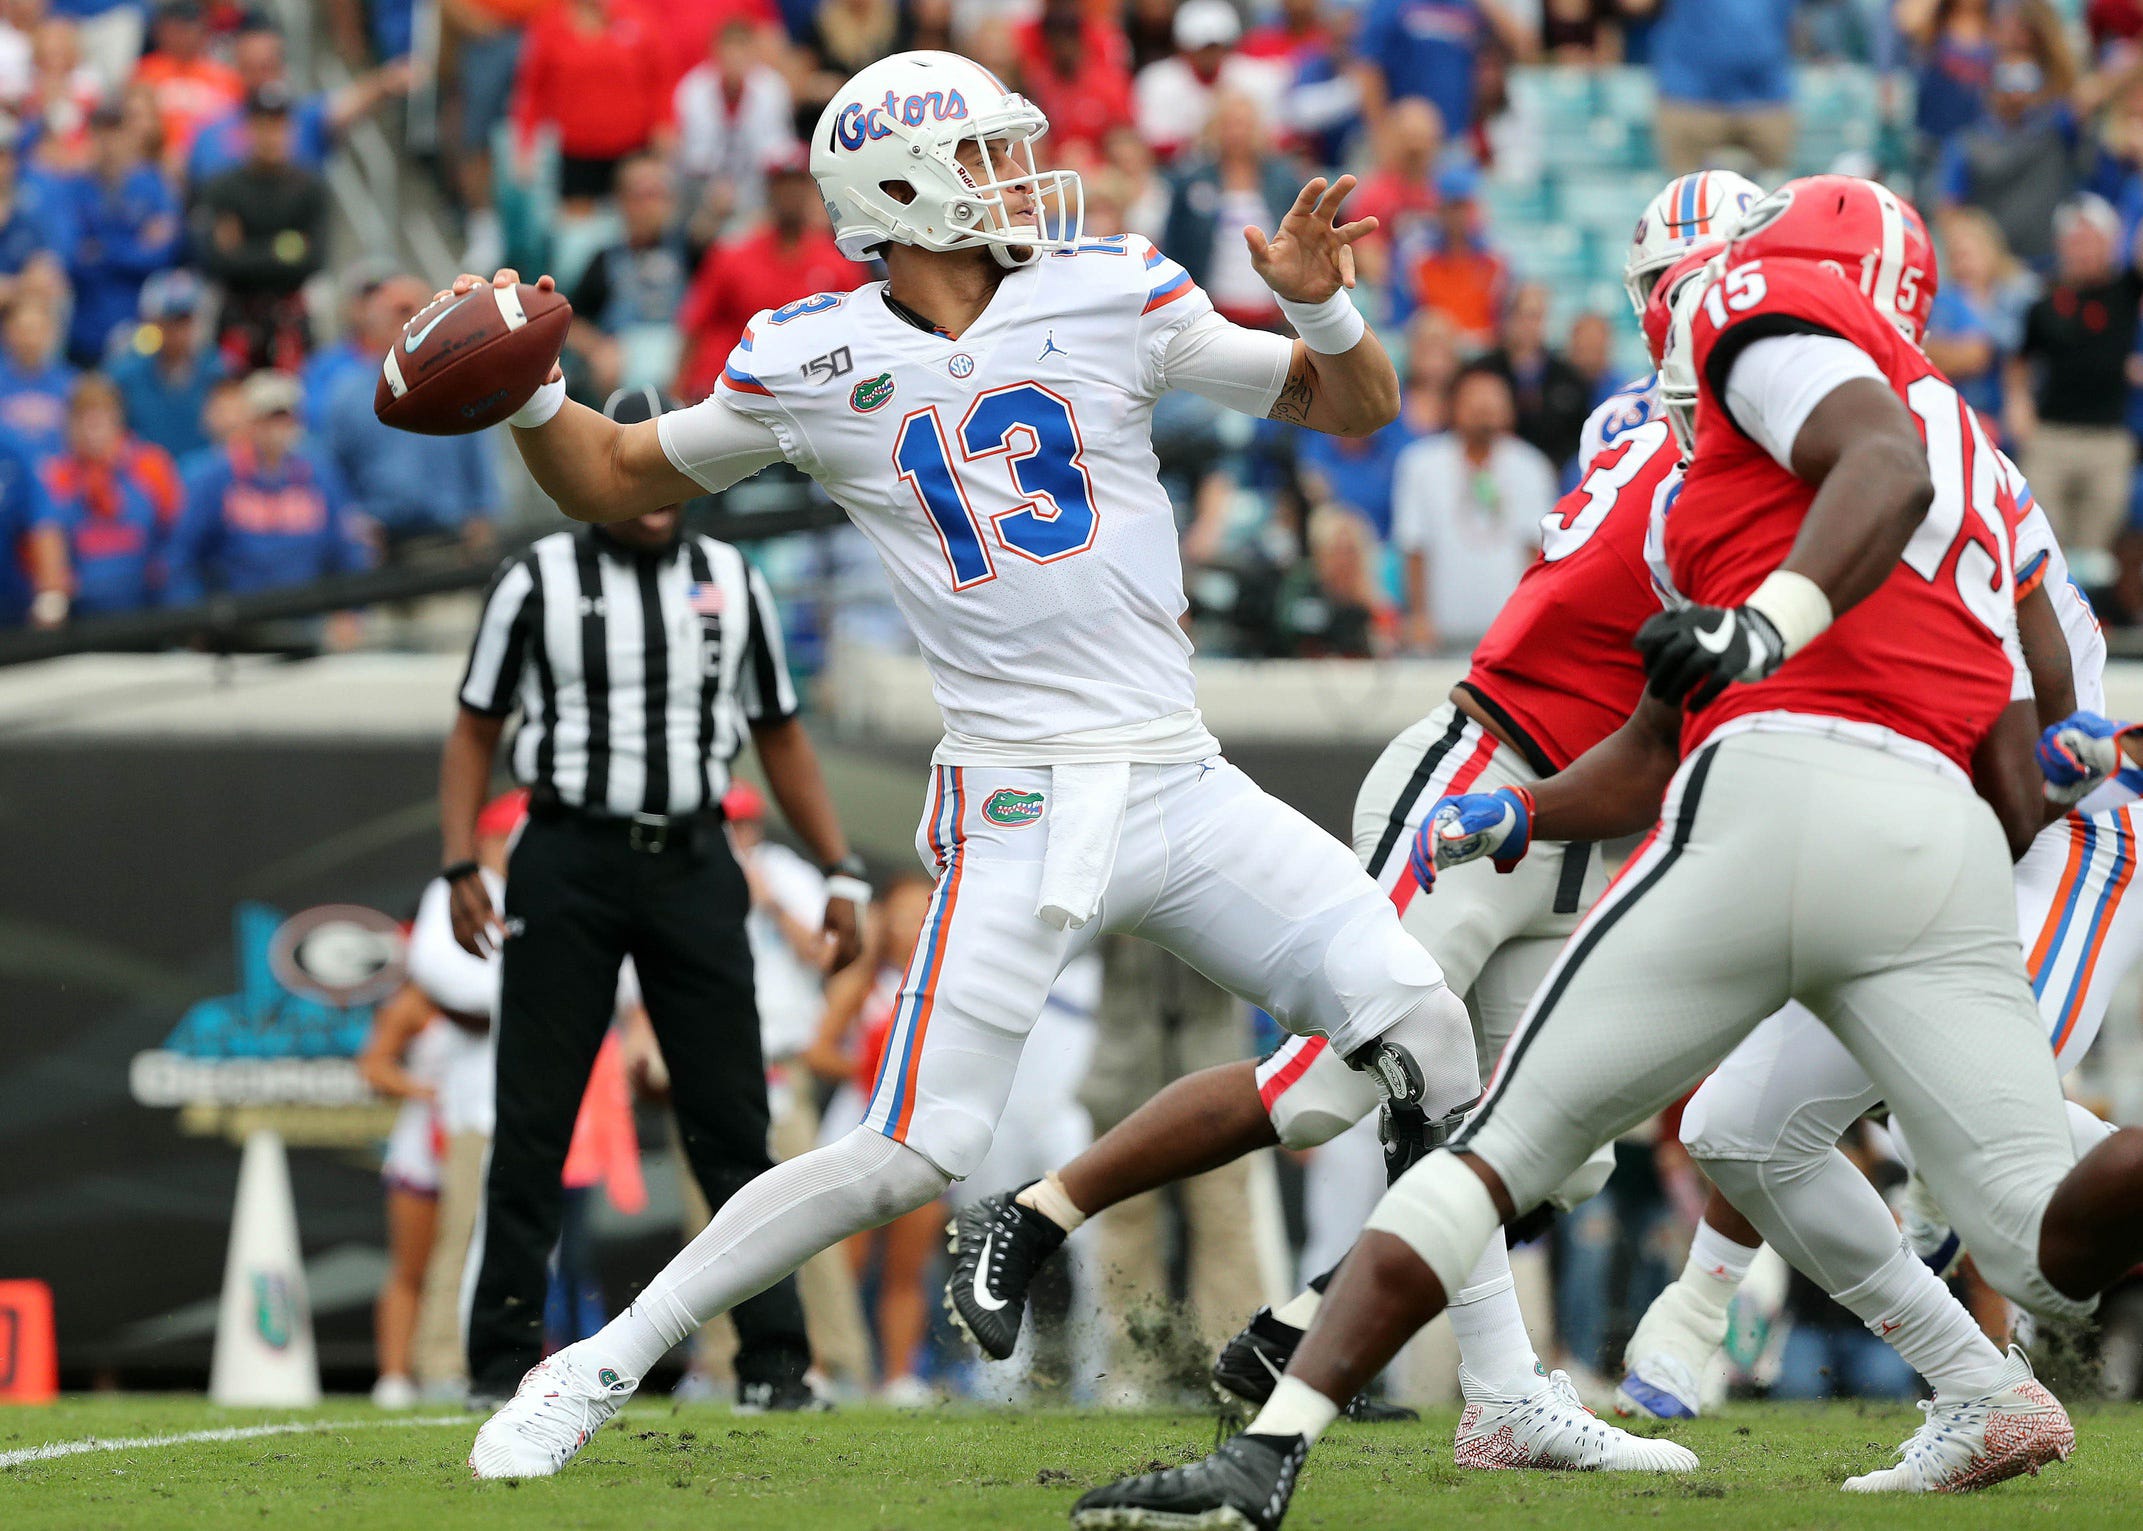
[530,797,724,854]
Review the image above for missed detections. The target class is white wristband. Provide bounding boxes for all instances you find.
[507,376,567,430]
[1746,569,1833,658]
[825,873,872,907]
[1275,290,1366,355]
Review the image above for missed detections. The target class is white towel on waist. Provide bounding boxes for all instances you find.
[1034,762,1130,930]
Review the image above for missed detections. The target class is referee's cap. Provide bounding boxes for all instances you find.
[602,385,673,426]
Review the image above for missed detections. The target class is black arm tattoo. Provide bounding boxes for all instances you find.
[1268,352,1315,425]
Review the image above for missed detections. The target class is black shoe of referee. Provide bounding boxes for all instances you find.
[1071,1432,1308,1531]
[945,1186,1067,1360]
[1213,1307,1420,1424]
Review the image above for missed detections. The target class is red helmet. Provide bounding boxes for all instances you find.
[1641,242,1722,369]
[476,788,530,840]
[1725,174,1937,343]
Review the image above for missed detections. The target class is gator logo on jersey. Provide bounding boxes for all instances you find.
[982,788,1045,827]
[832,89,969,152]
[850,372,896,412]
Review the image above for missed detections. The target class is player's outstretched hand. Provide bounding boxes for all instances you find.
[428,268,568,388]
[1635,603,1785,708]
[1246,175,1379,304]
[1410,786,1536,891]
[2038,710,2141,804]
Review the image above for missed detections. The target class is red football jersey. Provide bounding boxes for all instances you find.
[1665,256,2018,773]
[1461,419,1679,773]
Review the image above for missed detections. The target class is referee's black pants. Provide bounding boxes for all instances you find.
[467,812,810,1393]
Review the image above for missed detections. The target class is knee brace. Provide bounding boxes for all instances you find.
[1362,1148,1503,1301]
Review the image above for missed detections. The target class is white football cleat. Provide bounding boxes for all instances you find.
[1614,1280,1727,1419]
[370,1373,418,1410]
[1899,1173,1964,1279]
[468,1347,637,1480]
[1456,1368,1699,1472]
[1842,1346,2073,1493]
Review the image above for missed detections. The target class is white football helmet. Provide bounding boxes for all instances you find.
[1659,255,1720,456]
[809,51,1084,269]
[1622,170,1762,317]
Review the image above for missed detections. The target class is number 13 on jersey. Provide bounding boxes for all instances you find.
[895,382,1100,590]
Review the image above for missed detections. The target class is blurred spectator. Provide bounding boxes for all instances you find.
[186,17,411,182]
[1540,0,1636,62]
[1393,366,1555,652]
[30,373,183,619]
[2007,193,2143,562]
[192,84,327,372]
[1243,0,1360,161]
[1477,282,1593,474]
[178,370,246,480]
[677,154,856,402]
[107,267,227,459]
[1014,0,1136,160]
[792,0,912,137]
[1934,4,2127,268]
[1649,0,1794,179]
[1101,125,1169,238]
[510,0,668,209]
[0,418,48,624]
[134,0,242,168]
[0,117,72,310]
[166,368,372,607]
[1134,0,1284,161]
[22,12,106,173]
[566,154,690,398]
[649,0,780,94]
[1350,97,1444,253]
[0,296,76,460]
[1897,0,1997,189]
[1160,91,1300,330]
[322,275,501,558]
[442,0,547,273]
[1353,0,1529,140]
[1398,307,1463,434]
[1273,502,1391,657]
[299,261,396,434]
[1396,162,1506,346]
[44,3,145,95]
[669,18,798,244]
[1565,309,1620,411]
[2092,0,2143,60]
[1297,413,1414,542]
[1924,205,2031,428]
[60,101,180,366]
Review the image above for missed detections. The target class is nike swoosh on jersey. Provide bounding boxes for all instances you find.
[405,290,479,353]
[1692,613,1737,655]
[970,1233,1008,1311]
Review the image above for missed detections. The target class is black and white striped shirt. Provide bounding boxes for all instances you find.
[457,528,797,817]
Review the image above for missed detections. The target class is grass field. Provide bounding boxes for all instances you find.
[7,1395,2142,1530]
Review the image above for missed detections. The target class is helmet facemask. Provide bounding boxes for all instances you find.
[870,103,1084,269]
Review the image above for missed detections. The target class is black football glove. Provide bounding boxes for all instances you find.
[1635,603,1787,708]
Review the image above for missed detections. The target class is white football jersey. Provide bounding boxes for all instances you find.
[683,235,1220,750]
[2002,451,2106,716]
[1578,371,1661,469]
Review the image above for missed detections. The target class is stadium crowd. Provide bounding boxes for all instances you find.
[7,0,2143,654]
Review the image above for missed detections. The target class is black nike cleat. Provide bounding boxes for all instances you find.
[944,1187,1068,1361]
[1212,1308,1419,1423]
[1071,1432,1307,1530]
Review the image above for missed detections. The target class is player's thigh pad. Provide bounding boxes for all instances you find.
[1254,1035,1381,1149]
[1138,760,1451,1060]
[2016,804,2143,1073]
[1455,740,1796,1212]
[1680,1002,1881,1165]
[862,765,1089,1179]
[1793,746,2089,1323]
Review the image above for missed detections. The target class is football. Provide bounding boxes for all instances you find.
[372,282,571,436]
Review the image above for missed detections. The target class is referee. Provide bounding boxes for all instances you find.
[440,387,866,1408]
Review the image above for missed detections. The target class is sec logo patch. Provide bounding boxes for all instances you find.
[948,353,975,379]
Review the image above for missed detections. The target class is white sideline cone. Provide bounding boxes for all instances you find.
[209,1129,321,1406]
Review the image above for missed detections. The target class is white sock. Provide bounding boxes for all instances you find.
[1678,1217,1759,1317]
[1272,1287,1323,1329]
[1833,1245,2007,1400]
[1248,1375,1340,1444]
[1016,1171,1087,1232]
[579,1128,948,1380]
[1448,1232,1547,1397]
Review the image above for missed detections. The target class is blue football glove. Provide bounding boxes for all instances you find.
[1408,785,1535,892]
[2038,710,2141,805]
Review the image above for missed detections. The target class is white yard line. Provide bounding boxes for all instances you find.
[0,1414,467,1470]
